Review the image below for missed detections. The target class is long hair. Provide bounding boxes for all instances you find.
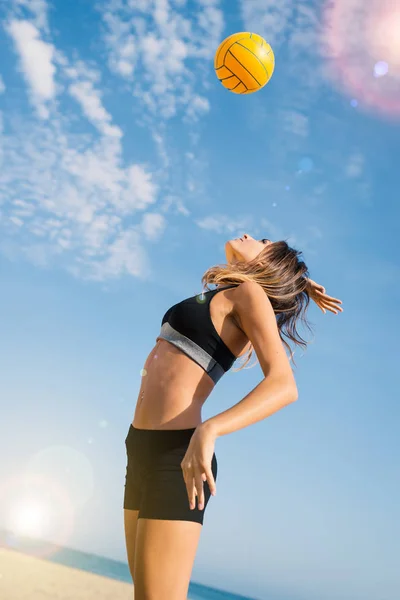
[201,240,314,371]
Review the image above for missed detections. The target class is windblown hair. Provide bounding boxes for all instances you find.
[201,240,314,372]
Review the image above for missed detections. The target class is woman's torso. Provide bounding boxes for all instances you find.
[132,285,251,430]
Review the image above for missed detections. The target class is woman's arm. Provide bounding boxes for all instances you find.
[180,281,297,508]
[203,374,297,438]
[202,280,298,439]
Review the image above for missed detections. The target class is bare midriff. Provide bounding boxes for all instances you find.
[132,338,216,430]
[131,286,250,430]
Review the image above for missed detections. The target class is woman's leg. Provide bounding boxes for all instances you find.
[133,518,202,600]
[124,508,140,582]
[123,424,217,598]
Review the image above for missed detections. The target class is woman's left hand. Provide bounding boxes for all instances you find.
[306,278,343,315]
[181,423,217,510]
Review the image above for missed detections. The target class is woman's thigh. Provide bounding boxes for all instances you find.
[134,517,202,600]
[123,424,218,597]
[123,508,140,580]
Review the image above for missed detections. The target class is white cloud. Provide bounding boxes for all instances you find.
[196,216,224,233]
[122,164,158,212]
[151,131,170,169]
[100,0,224,120]
[102,8,137,77]
[194,213,323,257]
[239,1,322,137]
[69,80,123,138]
[0,76,5,94]
[10,0,49,31]
[240,1,294,48]
[101,228,151,279]
[185,95,210,122]
[160,195,191,216]
[193,0,225,59]
[240,0,321,58]
[1,0,224,282]
[283,110,309,137]
[69,228,152,281]
[346,152,364,178]
[140,212,166,240]
[9,216,24,227]
[7,19,56,118]
[241,0,400,122]
[195,214,254,236]
[0,112,160,280]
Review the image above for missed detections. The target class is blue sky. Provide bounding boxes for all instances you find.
[0,0,399,599]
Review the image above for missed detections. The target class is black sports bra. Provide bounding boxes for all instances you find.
[157,284,240,384]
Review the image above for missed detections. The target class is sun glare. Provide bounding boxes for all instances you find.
[8,498,50,538]
[323,0,400,116]
[372,11,400,66]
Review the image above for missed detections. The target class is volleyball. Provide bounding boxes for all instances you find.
[214,32,275,94]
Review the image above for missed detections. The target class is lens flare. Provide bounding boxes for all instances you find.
[374,61,389,77]
[0,472,75,559]
[323,0,400,118]
[196,292,207,304]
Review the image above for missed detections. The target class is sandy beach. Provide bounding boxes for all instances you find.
[0,548,134,600]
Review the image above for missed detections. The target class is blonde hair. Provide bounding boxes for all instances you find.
[201,240,314,372]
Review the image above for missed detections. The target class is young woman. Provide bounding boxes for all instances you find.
[123,234,343,600]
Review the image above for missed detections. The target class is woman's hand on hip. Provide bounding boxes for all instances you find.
[181,423,217,510]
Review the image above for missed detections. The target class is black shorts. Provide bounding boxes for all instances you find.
[123,424,218,525]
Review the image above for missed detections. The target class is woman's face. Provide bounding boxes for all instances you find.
[225,234,272,265]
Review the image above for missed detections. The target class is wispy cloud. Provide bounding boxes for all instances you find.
[100,0,224,121]
[6,19,56,118]
[69,79,123,138]
[240,2,295,48]
[140,212,166,241]
[195,213,284,242]
[0,114,161,279]
[0,75,5,95]
[1,2,165,280]
[282,110,309,137]
[196,214,253,236]
[346,152,364,178]
[241,0,400,121]
[194,212,323,259]
[0,0,225,281]
[10,0,49,31]
[239,0,323,137]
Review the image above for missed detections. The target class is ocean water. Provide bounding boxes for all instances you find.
[0,529,257,600]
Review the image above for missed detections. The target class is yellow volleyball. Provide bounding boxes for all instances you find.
[214,32,275,94]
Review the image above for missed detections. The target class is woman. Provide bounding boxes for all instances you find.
[123,234,343,600]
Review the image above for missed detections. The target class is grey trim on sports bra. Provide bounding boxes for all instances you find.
[157,322,225,384]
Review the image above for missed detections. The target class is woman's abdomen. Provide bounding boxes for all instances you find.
[132,339,214,430]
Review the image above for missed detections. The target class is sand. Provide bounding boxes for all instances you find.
[0,548,134,600]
